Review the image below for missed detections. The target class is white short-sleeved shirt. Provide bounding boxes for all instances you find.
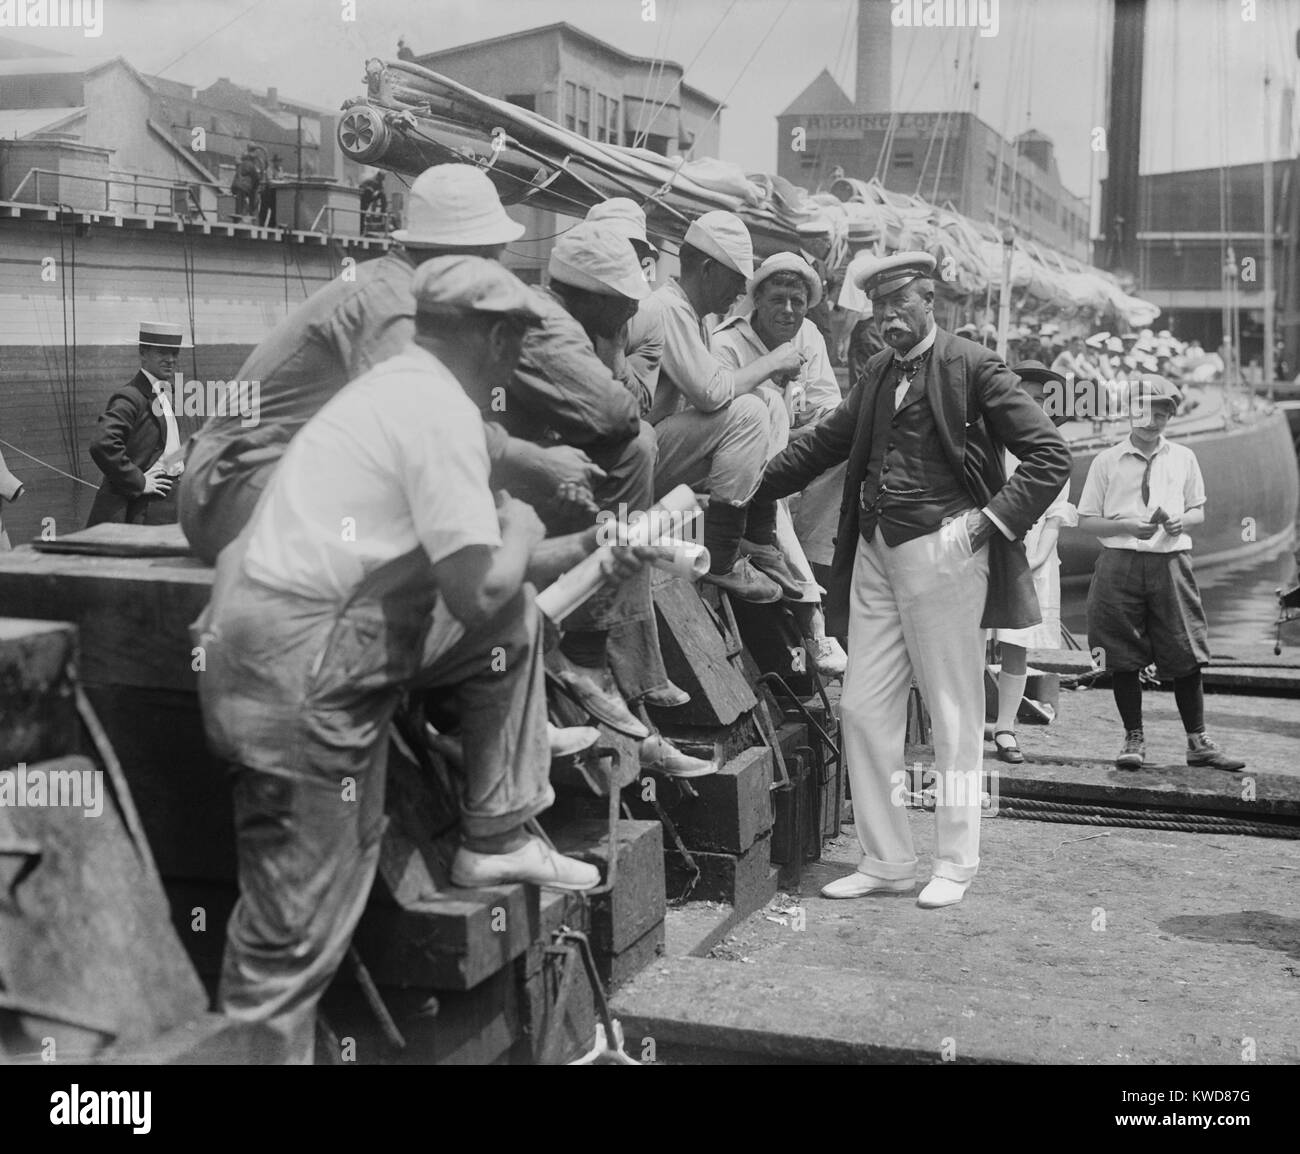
[243,344,501,601]
[1076,434,1206,553]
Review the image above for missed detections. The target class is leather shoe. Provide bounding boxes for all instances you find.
[553,667,649,739]
[640,682,691,709]
[739,539,805,599]
[992,730,1024,764]
[820,872,916,899]
[640,733,717,778]
[702,557,781,603]
[547,723,600,759]
[916,877,970,908]
[451,836,600,891]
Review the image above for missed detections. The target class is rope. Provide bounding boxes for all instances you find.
[0,437,98,488]
[695,0,796,139]
[995,804,1300,840]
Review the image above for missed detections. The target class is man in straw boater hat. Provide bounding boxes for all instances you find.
[754,251,1072,908]
[87,320,189,527]
[641,209,807,603]
[194,257,657,1063]
[180,164,605,564]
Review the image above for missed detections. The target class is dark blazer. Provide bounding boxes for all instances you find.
[87,371,177,526]
[756,327,1074,636]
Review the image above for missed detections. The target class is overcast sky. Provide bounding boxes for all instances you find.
[5,0,1300,208]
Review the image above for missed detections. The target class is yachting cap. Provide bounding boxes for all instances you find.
[1134,374,1181,409]
[411,255,543,325]
[586,198,657,254]
[1012,359,1066,388]
[683,210,755,279]
[138,321,187,348]
[393,163,525,247]
[748,252,823,309]
[548,222,650,301]
[853,250,937,298]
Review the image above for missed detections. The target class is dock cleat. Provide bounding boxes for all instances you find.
[1186,732,1245,772]
[1116,729,1145,769]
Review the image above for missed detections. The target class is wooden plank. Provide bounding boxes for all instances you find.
[32,523,193,557]
[0,550,212,692]
[665,832,777,912]
[0,618,79,768]
[0,756,208,1057]
[651,573,757,727]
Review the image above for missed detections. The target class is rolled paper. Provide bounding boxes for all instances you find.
[535,485,702,623]
[649,539,710,581]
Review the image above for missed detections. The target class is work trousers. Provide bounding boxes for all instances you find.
[840,518,989,883]
[205,567,553,1063]
[652,393,779,508]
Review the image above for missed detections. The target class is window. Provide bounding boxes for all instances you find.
[577,86,591,138]
[893,148,914,171]
[563,82,577,131]
[607,97,620,143]
[596,94,608,142]
[986,153,998,185]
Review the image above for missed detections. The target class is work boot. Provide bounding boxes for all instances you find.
[811,636,848,679]
[1115,729,1145,770]
[739,539,805,599]
[451,836,600,891]
[640,732,717,778]
[1186,732,1245,772]
[702,557,781,603]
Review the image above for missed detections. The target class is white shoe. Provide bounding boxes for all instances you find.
[916,877,970,908]
[820,871,916,899]
[639,733,717,778]
[812,636,847,679]
[451,836,600,891]
[547,722,600,759]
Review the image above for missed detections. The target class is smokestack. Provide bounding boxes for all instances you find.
[856,0,891,112]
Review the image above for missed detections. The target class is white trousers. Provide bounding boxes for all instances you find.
[841,516,989,883]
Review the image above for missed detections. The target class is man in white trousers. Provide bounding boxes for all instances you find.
[753,253,1071,908]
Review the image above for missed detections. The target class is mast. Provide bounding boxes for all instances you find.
[1264,66,1274,399]
[1099,0,1146,277]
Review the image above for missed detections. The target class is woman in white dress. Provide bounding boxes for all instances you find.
[991,361,1077,763]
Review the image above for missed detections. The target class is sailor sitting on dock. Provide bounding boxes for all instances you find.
[179,164,603,565]
[192,258,658,1064]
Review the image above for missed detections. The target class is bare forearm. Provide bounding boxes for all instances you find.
[1077,514,1130,537]
[1181,507,1205,528]
[731,350,793,397]
[479,531,535,616]
[526,529,597,587]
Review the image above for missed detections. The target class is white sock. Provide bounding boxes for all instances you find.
[996,670,1028,735]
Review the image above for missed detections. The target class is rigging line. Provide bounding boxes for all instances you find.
[931,29,972,203]
[696,0,797,137]
[153,0,273,78]
[0,437,99,489]
[634,0,743,149]
[632,0,674,146]
[915,29,954,196]
[875,30,920,181]
[69,204,78,474]
[831,0,856,96]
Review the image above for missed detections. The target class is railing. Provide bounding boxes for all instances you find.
[7,167,224,219]
[307,202,391,238]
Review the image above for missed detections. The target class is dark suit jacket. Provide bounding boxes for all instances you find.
[755,327,1074,636]
[87,371,177,526]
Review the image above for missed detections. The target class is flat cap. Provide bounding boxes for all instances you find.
[684,210,755,279]
[1133,374,1182,408]
[586,197,657,253]
[549,221,650,300]
[852,250,936,298]
[749,252,822,309]
[411,255,543,324]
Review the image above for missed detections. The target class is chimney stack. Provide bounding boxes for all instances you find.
[856,0,891,112]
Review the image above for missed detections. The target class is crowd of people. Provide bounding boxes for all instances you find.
[71,162,1247,1061]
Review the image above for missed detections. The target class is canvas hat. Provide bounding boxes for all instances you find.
[1106,336,1124,353]
[411,255,543,325]
[393,164,525,247]
[586,198,657,254]
[748,252,822,309]
[683,210,755,279]
[548,222,650,300]
[138,321,187,348]
[1085,331,1110,349]
[853,250,936,297]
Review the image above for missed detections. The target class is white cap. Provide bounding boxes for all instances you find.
[585,198,656,253]
[392,163,525,247]
[548,222,650,300]
[748,252,822,309]
[683,210,754,279]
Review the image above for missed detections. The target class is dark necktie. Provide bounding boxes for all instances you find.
[1140,453,1156,506]
[895,351,928,381]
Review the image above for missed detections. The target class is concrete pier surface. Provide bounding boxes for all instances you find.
[615,812,1300,1064]
[614,683,1300,1065]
